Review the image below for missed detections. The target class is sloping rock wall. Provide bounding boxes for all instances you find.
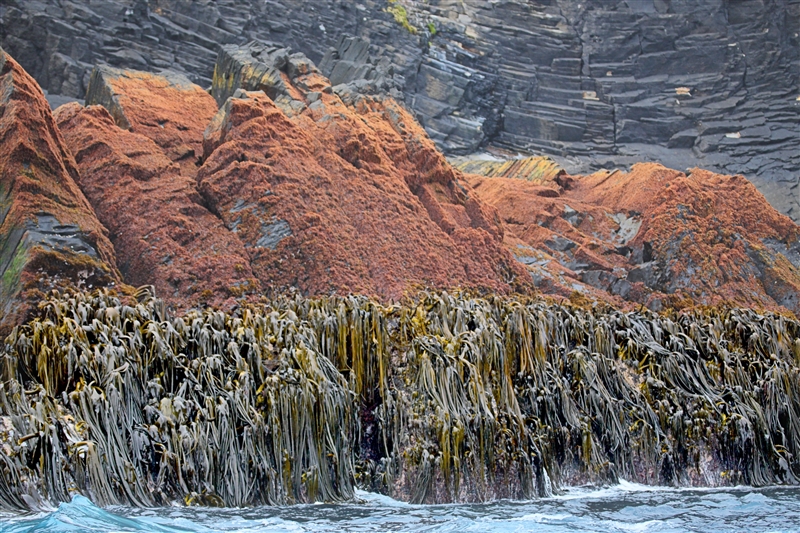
[0,48,118,335]
[199,45,527,299]
[467,162,800,314]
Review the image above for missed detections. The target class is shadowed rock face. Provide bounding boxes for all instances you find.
[1,0,798,221]
[467,162,800,314]
[0,48,118,335]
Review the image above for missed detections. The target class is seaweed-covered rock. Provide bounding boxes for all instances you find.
[198,46,528,299]
[55,102,258,311]
[2,290,799,509]
[0,48,118,334]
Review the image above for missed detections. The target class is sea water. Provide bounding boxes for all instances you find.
[2,482,799,533]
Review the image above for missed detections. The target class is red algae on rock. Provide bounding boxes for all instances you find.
[468,161,800,314]
[0,48,119,334]
[197,45,529,300]
[55,102,258,312]
[84,65,218,177]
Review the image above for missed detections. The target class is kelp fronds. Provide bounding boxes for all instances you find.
[1,290,799,509]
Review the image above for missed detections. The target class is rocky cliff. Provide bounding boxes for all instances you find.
[0,44,528,322]
[0,39,798,326]
[2,0,798,220]
[0,19,798,509]
[0,48,119,335]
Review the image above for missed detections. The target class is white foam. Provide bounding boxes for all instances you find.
[513,513,571,523]
[354,490,410,508]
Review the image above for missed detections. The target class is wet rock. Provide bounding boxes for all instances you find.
[0,48,118,334]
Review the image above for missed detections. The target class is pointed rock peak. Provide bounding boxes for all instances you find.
[0,49,118,334]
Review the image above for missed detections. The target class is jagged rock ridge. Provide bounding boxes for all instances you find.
[1,0,798,220]
[0,48,118,335]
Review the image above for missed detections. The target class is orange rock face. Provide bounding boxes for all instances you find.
[55,103,258,311]
[3,44,798,320]
[468,162,800,313]
[199,65,528,299]
[84,66,218,176]
[0,49,118,334]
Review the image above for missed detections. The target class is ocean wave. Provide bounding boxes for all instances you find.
[2,485,800,533]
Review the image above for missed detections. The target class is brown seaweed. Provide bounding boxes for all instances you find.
[1,289,799,510]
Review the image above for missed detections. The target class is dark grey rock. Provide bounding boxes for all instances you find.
[545,235,577,253]
[2,0,798,220]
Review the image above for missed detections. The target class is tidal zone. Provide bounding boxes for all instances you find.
[1,289,799,510]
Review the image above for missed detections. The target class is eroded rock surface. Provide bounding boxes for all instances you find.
[0,48,118,334]
[55,102,258,311]
[2,0,798,220]
[199,46,527,298]
[468,162,800,314]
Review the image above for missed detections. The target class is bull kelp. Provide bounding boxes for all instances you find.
[1,289,800,510]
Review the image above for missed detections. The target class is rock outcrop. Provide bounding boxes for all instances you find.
[199,44,527,299]
[83,65,218,176]
[0,48,118,335]
[1,42,799,326]
[53,65,258,311]
[55,103,258,312]
[2,0,798,220]
[467,162,800,314]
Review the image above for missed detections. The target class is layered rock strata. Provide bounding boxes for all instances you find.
[2,0,798,220]
[0,48,118,335]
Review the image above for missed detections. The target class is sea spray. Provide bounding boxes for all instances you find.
[1,289,799,510]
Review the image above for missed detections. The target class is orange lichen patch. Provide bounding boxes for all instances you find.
[198,83,529,300]
[453,156,565,185]
[470,161,800,314]
[55,103,258,312]
[569,164,689,216]
[84,66,218,177]
[0,49,119,334]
